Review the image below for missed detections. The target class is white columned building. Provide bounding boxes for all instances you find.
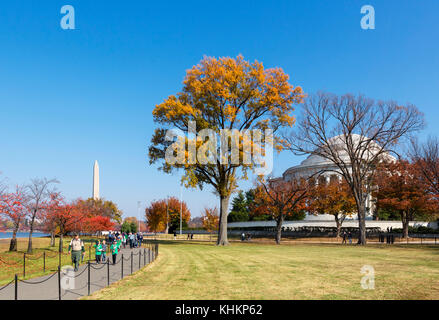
[229,134,438,230]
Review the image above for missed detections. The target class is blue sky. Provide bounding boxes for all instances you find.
[0,0,438,219]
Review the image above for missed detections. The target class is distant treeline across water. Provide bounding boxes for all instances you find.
[0,232,49,239]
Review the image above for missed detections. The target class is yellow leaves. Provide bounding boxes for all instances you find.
[153,95,200,123]
[150,55,305,194]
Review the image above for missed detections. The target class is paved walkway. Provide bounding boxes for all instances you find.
[0,246,156,300]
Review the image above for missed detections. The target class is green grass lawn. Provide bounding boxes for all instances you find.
[0,236,104,284]
[85,240,439,300]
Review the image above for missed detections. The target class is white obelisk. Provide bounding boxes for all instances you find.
[93,160,100,200]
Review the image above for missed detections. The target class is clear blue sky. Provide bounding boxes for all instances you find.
[0,0,438,219]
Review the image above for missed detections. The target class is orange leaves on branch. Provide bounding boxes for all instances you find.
[0,187,27,230]
[307,177,356,218]
[374,160,438,219]
[145,197,191,233]
[201,207,219,232]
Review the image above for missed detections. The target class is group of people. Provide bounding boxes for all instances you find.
[107,231,144,249]
[341,231,353,244]
[93,238,121,265]
[67,231,145,272]
[241,233,252,241]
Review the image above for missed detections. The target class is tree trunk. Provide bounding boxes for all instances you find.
[217,195,230,246]
[9,226,19,252]
[27,214,36,254]
[59,233,63,253]
[275,214,284,245]
[401,212,409,239]
[357,202,367,245]
[50,232,55,247]
[335,215,341,238]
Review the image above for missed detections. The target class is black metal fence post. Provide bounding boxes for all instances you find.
[131,251,133,274]
[121,254,124,279]
[144,248,146,266]
[14,274,17,300]
[57,266,61,300]
[89,245,91,261]
[58,250,61,268]
[87,261,90,296]
[107,259,110,286]
[43,251,46,273]
[139,250,141,269]
[23,253,26,278]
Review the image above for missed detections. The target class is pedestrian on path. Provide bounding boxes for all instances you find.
[123,233,127,248]
[68,234,85,272]
[348,232,352,244]
[342,231,347,244]
[101,240,107,262]
[94,240,103,263]
[110,240,119,265]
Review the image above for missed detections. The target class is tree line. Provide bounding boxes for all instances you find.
[0,177,123,252]
[148,55,436,245]
[227,156,438,244]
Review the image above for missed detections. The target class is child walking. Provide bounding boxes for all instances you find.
[94,240,103,263]
[101,240,107,262]
[110,240,119,265]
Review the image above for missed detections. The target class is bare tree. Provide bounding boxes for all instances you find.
[284,92,424,245]
[255,177,308,244]
[410,136,439,195]
[26,178,58,253]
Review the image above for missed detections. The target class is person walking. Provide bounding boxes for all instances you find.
[101,240,107,262]
[173,231,177,240]
[68,234,85,272]
[348,232,352,244]
[94,240,103,263]
[110,240,119,265]
[123,233,127,248]
[117,235,122,251]
[342,231,347,244]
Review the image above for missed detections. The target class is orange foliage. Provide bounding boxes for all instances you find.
[201,207,219,232]
[145,197,191,233]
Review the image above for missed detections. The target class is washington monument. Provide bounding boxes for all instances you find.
[93,160,100,200]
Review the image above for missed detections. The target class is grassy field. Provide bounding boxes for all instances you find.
[0,236,104,284]
[86,240,439,300]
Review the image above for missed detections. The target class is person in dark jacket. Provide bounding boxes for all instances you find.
[342,231,347,244]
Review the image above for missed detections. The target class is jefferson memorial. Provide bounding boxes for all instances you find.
[228,134,436,231]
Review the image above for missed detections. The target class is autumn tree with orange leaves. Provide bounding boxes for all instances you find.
[145,197,191,233]
[254,178,308,244]
[374,160,438,238]
[149,55,304,245]
[0,186,27,251]
[201,207,219,233]
[308,176,357,238]
[44,194,89,252]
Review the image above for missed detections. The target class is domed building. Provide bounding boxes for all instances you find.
[228,134,436,231]
[281,134,396,221]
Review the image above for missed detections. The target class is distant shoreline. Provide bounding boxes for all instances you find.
[0,232,49,240]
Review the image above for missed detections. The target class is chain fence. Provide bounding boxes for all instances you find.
[0,242,159,300]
